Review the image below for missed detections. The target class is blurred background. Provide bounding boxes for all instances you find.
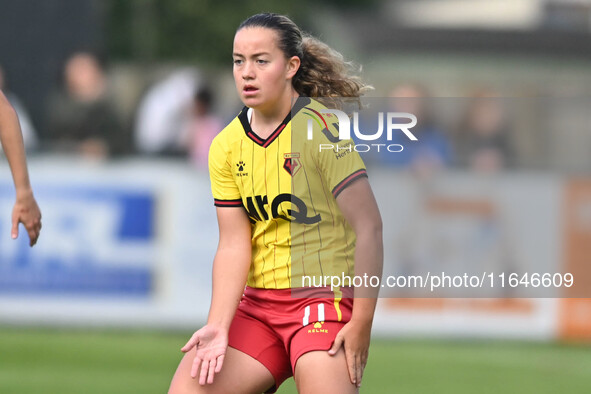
[1,0,591,393]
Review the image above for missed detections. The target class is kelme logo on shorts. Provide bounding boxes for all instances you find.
[307,321,329,334]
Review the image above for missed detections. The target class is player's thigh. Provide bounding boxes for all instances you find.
[293,348,358,394]
[168,346,275,394]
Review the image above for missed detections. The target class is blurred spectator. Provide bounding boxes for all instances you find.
[180,87,223,169]
[455,89,514,172]
[0,65,37,151]
[377,83,452,175]
[134,69,199,156]
[44,52,127,159]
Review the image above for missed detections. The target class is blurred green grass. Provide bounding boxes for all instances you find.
[0,327,589,393]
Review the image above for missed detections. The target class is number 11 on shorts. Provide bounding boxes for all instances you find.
[303,303,325,326]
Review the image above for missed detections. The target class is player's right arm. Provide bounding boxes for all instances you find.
[180,206,251,385]
[0,90,41,246]
[181,128,251,385]
[208,206,252,330]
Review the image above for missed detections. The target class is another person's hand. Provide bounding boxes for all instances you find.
[181,324,228,385]
[328,319,371,388]
[12,190,41,246]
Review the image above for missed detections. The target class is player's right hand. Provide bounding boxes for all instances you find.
[181,324,228,385]
[11,191,42,246]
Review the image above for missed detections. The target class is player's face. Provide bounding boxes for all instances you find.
[233,27,299,113]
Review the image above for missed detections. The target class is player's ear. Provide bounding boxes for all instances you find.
[286,56,300,80]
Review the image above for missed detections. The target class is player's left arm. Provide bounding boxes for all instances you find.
[328,176,383,388]
[0,90,41,246]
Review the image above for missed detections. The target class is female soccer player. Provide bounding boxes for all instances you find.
[169,13,382,394]
[0,89,41,246]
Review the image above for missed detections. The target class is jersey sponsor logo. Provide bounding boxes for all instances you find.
[283,153,302,176]
[244,193,321,224]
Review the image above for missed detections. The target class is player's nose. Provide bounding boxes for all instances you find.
[242,61,255,80]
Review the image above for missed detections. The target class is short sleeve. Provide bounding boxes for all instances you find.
[208,133,242,207]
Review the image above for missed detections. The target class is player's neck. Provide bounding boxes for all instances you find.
[250,90,298,139]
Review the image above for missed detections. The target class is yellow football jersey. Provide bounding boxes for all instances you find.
[209,97,367,289]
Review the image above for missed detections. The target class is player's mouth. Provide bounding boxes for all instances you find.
[243,85,259,96]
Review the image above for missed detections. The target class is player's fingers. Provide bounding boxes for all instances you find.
[11,214,19,239]
[190,355,202,379]
[181,332,200,352]
[343,346,356,385]
[27,225,39,246]
[215,354,225,373]
[355,353,362,387]
[199,358,210,385]
[328,333,344,356]
[361,351,368,373]
[207,357,217,384]
[359,361,367,387]
[34,221,42,245]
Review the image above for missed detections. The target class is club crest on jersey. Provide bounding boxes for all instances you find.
[283,153,301,176]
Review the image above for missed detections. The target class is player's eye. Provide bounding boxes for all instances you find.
[256,59,269,64]
[233,59,243,66]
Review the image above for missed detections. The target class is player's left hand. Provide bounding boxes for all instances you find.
[11,191,42,246]
[328,319,371,388]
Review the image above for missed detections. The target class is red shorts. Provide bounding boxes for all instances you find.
[227,286,353,393]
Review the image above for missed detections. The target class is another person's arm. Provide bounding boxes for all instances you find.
[329,177,383,388]
[0,90,41,246]
[181,206,252,385]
